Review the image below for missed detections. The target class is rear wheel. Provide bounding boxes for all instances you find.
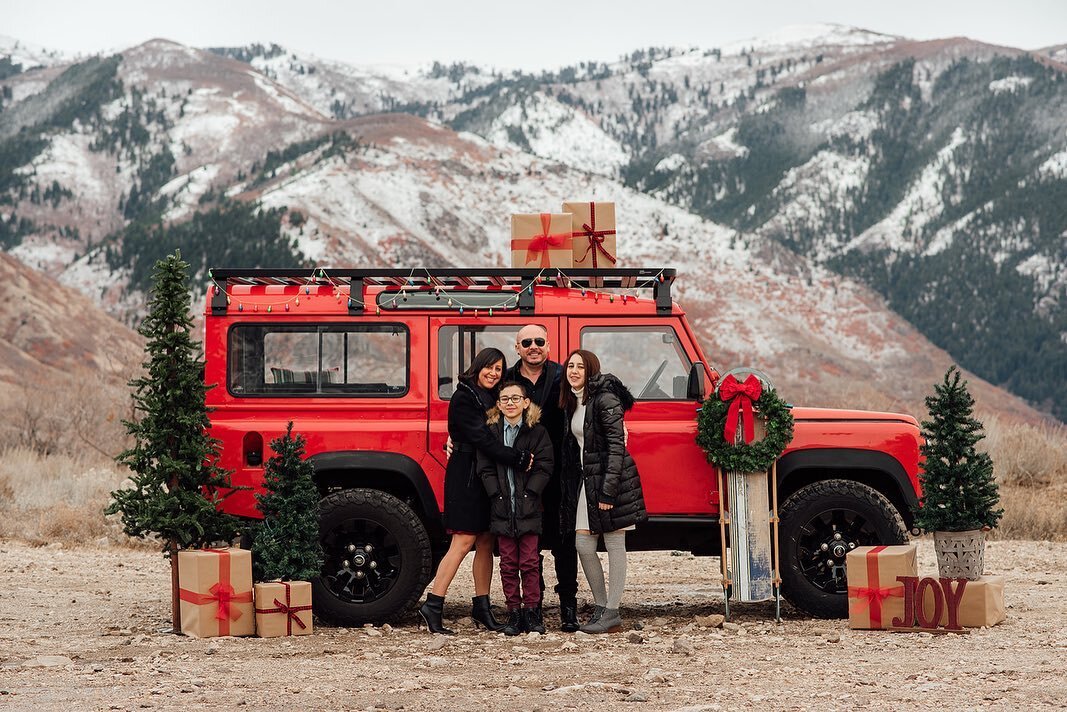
[313,488,431,626]
[779,479,907,618]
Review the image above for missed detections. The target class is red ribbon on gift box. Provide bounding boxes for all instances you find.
[255,581,313,636]
[847,545,904,628]
[178,548,253,635]
[517,213,571,268]
[573,201,617,268]
[719,373,762,444]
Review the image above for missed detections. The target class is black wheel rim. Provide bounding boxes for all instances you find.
[321,517,402,604]
[795,507,882,594]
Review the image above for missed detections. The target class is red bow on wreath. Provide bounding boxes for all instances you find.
[719,374,763,444]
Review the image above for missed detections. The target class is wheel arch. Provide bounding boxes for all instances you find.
[777,448,918,529]
[308,451,445,542]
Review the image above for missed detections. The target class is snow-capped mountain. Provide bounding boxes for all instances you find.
[0,27,1062,423]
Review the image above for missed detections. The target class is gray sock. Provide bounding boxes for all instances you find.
[575,532,607,606]
[604,530,628,610]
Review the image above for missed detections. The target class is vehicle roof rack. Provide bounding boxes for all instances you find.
[208,267,677,316]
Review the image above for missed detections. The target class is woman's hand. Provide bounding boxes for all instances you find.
[598,502,613,510]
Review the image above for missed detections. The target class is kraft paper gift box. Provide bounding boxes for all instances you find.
[563,200,618,269]
[177,547,255,638]
[920,575,1006,628]
[510,213,574,269]
[254,581,314,637]
[846,544,917,630]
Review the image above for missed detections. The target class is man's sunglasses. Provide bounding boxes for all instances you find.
[519,337,546,348]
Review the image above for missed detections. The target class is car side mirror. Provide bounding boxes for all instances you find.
[687,362,706,401]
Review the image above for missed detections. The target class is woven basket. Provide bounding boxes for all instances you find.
[933,529,985,580]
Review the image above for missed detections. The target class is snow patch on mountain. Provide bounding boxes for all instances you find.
[1037,147,1067,179]
[655,153,687,172]
[722,24,898,56]
[989,75,1034,94]
[249,71,322,118]
[160,164,220,221]
[851,127,968,255]
[485,92,628,177]
[813,110,879,142]
[0,35,69,69]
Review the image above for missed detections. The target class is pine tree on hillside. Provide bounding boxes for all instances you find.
[106,250,239,631]
[914,366,1003,533]
[252,422,323,582]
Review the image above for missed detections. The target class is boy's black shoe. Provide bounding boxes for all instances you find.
[503,609,525,636]
[559,598,580,632]
[523,607,546,634]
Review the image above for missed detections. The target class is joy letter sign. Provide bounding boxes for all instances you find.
[892,576,967,631]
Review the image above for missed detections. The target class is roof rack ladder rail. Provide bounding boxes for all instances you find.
[518,274,536,315]
[653,277,672,314]
[211,278,229,315]
[348,278,365,315]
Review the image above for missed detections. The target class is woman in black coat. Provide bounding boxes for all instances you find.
[418,348,533,635]
[559,349,647,634]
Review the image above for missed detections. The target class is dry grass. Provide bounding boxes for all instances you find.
[0,446,138,546]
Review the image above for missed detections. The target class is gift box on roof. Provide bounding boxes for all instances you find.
[564,201,617,269]
[846,544,917,630]
[510,213,574,269]
[255,580,314,637]
[920,575,1006,629]
[177,547,255,638]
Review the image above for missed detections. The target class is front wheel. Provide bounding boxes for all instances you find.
[778,479,907,618]
[313,488,432,626]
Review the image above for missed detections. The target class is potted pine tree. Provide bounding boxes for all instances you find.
[251,422,323,637]
[913,367,1003,580]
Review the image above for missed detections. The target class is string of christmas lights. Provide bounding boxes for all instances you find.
[208,267,672,316]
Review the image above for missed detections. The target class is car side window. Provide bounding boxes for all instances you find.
[229,324,408,397]
[437,325,521,399]
[580,326,693,400]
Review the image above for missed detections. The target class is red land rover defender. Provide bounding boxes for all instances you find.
[204,268,919,624]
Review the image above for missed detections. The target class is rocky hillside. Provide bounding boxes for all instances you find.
[0,28,1060,423]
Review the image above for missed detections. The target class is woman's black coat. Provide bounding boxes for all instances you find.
[560,373,647,534]
[477,404,555,538]
[443,380,528,533]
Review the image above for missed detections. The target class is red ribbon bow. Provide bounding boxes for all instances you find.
[525,213,569,267]
[719,374,763,444]
[573,201,617,268]
[255,581,313,636]
[847,545,904,628]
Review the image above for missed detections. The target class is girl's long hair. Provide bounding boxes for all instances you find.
[460,347,507,395]
[559,349,601,413]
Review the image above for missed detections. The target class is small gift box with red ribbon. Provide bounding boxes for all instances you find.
[177,547,255,638]
[254,580,314,638]
[563,201,618,269]
[510,213,574,269]
[846,544,918,630]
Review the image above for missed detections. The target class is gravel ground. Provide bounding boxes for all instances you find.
[1,537,1065,711]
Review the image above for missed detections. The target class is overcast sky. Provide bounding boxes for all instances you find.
[5,0,1065,70]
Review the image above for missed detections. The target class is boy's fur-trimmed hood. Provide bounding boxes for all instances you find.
[486,402,543,427]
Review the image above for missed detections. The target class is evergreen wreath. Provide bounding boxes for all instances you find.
[696,380,794,473]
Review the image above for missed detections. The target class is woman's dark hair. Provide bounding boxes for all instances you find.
[559,349,601,413]
[460,347,507,392]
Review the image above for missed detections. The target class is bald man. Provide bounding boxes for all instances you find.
[504,324,579,632]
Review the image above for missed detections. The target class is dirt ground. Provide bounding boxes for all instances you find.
[1,538,1065,711]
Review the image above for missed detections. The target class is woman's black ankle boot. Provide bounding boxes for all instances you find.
[418,593,455,635]
[470,594,506,632]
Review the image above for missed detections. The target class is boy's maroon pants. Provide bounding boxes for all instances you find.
[498,533,541,609]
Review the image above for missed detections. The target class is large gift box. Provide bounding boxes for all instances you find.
[177,547,255,638]
[564,201,618,269]
[254,581,314,637]
[510,213,574,269]
[920,575,1006,628]
[846,544,917,630]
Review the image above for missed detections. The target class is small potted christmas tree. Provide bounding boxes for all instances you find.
[913,367,1003,580]
[251,422,323,637]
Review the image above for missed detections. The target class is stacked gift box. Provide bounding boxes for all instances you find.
[177,547,314,638]
[511,201,619,269]
[846,544,1005,631]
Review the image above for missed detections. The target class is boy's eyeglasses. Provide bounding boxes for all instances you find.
[519,337,546,348]
[498,395,526,404]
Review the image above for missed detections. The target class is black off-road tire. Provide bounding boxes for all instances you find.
[779,478,907,619]
[313,488,432,626]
